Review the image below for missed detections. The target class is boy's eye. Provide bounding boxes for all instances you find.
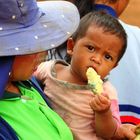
[105,54,112,61]
[87,45,95,52]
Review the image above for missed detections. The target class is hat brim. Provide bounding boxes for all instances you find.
[0,1,80,56]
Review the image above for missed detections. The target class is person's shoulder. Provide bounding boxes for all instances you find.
[119,20,140,46]
[103,80,118,100]
[119,20,140,33]
[38,60,55,69]
[34,60,55,79]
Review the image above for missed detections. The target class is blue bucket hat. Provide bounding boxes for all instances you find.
[0,0,80,56]
[0,0,80,97]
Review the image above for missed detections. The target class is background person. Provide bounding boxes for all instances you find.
[94,0,140,125]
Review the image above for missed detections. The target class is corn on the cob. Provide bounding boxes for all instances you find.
[86,67,103,95]
[135,125,140,140]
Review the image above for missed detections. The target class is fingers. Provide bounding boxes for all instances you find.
[119,124,137,140]
[125,130,136,140]
[89,94,111,113]
[102,92,110,99]
[123,124,136,132]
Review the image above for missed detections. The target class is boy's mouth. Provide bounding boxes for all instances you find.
[88,66,97,73]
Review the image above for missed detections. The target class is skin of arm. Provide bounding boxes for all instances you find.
[89,93,117,139]
[112,124,136,140]
[90,93,137,140]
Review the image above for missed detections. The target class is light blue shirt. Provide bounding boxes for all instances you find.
[109,20,140,124]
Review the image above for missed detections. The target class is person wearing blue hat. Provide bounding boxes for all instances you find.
[0,0,80,140]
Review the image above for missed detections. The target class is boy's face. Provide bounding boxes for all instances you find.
[10,51,47,81]
[67,25,123,81]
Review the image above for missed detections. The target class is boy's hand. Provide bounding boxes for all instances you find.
[89,93,111,113]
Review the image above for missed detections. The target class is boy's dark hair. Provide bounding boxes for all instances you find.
[72,11,127,62]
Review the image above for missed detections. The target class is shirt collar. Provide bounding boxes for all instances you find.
[2,81,32,99]
[94,4,117,18]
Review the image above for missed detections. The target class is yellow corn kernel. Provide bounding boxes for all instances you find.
[86,67,103,95]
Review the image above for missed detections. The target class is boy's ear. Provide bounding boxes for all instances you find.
[67,38,75,56]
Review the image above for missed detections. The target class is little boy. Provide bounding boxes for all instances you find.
[35,11,136,140]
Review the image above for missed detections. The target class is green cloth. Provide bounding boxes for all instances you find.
[0,81,73,140]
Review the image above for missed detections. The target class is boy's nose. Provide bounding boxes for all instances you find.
[90,54,102,65]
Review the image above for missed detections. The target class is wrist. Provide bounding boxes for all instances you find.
[94,106,111,115]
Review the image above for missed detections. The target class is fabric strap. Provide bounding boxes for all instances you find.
[94,4,117,17]
[0,56,14,98]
